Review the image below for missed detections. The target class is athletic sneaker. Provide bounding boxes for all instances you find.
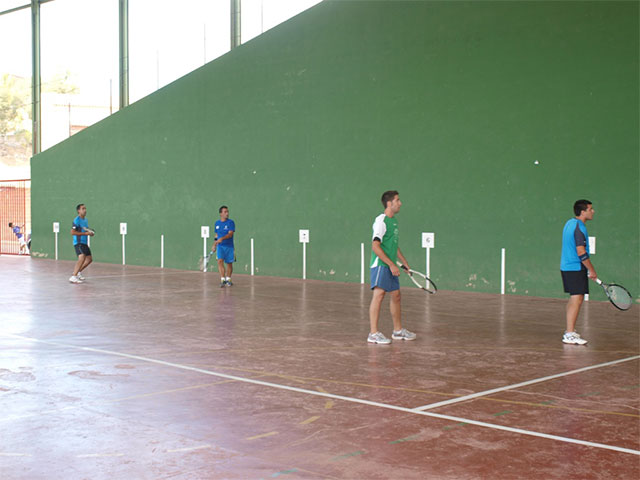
[226,279,233,286]
[220,280,226,288]
[367,332,391,345]
[562,331,588,345]
[392,328,417,341]
[77,272,85,280]
[69,275,83,284]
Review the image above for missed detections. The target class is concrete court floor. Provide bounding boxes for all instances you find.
[0,255,638,480]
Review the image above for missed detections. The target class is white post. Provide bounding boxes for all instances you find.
[299,229,309,280]
[426,247,431,279]
[120,223,127,266]
[250,238,255,276]
[160,234,164,268]
[501,248,506,295]
[360,242,365,284]
[201,226,210,273]
[53,222,59,260]
[203,238,207,272]
[303,243,307,280]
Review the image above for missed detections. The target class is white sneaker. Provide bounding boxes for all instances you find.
[367,332,391,345]
[562,331,587,345]
[69,275,83,284]
[77,272,85,280]
[392,328,417,341]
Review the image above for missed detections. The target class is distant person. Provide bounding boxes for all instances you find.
[8,222,29,255]
[560,199,597,345]
[69,203,94,284]
[211,205,235,287]
[368,190,416,345]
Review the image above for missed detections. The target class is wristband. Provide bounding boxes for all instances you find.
[578,252,589,262]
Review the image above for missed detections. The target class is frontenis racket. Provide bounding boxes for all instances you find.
[396,261,437,294]
[595,278,633,311]
[198,252,214,272]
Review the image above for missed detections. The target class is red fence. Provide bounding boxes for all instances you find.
[0,180,31,255]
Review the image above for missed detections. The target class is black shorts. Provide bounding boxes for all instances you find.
[561,267,588,295]
[74,244,92,257]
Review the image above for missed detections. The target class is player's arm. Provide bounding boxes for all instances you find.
[70,226,91,236]
[214,230,234,246]
[576,245,597,280]
[372,240,400,276]
[397,247,410,271]
[574,225,596,280]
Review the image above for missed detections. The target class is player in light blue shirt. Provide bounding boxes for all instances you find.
[211,205,235,287]
[559,199,597,345]
[69,203,94,284]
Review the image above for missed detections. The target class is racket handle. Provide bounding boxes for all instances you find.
[595,278,602,285]
[395,261,408,271]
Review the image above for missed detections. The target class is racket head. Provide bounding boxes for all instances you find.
[198,255,208,271]
[397,262,437,294]
[603,283,633,311]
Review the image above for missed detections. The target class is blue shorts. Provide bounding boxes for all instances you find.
[217,244,235,264]
[370,265,399,292]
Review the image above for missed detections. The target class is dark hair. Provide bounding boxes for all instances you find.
[76,203,85,212]
[573,199,592,216]
[219,205,228,213]
[381,190,399,209]
[8,222,12,228]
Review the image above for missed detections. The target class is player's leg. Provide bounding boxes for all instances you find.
[390,289,416,341]
[225,262,233,285]
[369,287,386,334]
[80,255,92,272]
[216,245,226,287]
[70,249,85,283]
[561,269,588,345]
[389,289,402,331]
[224,246,234,285]
[565,294,584,332]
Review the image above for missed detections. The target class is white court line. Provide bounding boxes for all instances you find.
[4,334,639,456]
[86,271,202,279]
[414,355,640,412]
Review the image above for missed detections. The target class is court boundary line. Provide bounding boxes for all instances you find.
[4,333,639,456]
[413,355,640,411]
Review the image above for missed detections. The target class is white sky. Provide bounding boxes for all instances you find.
[0,0,322,105]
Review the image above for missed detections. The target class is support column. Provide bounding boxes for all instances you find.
[119,0,129,109]
[31,0,41,155]
[230,0,241,49]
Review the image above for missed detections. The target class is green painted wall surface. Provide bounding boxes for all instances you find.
[31,1,639,300]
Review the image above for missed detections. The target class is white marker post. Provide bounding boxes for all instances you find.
[160,234,164,268]
[501,248,506,295]
[586,236,596,301]
[53,222,59,260]
[250,238,255,276]
[120,223,127,265]
[422,232,435,279]
[299,229,309,279]
[360,242,365,284]
[201,226,210,272]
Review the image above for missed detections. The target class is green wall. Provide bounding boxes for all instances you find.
[31,0,639,300]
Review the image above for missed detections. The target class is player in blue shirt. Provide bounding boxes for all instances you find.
[211,205,235,287]
[69,203,94,284]
[560,199,597,345]
[8,222,28,254]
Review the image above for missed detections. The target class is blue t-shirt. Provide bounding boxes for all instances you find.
[12,226,22,239]
[560,218,589,271]
[215,219,235,247]
[72,216,89,245]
